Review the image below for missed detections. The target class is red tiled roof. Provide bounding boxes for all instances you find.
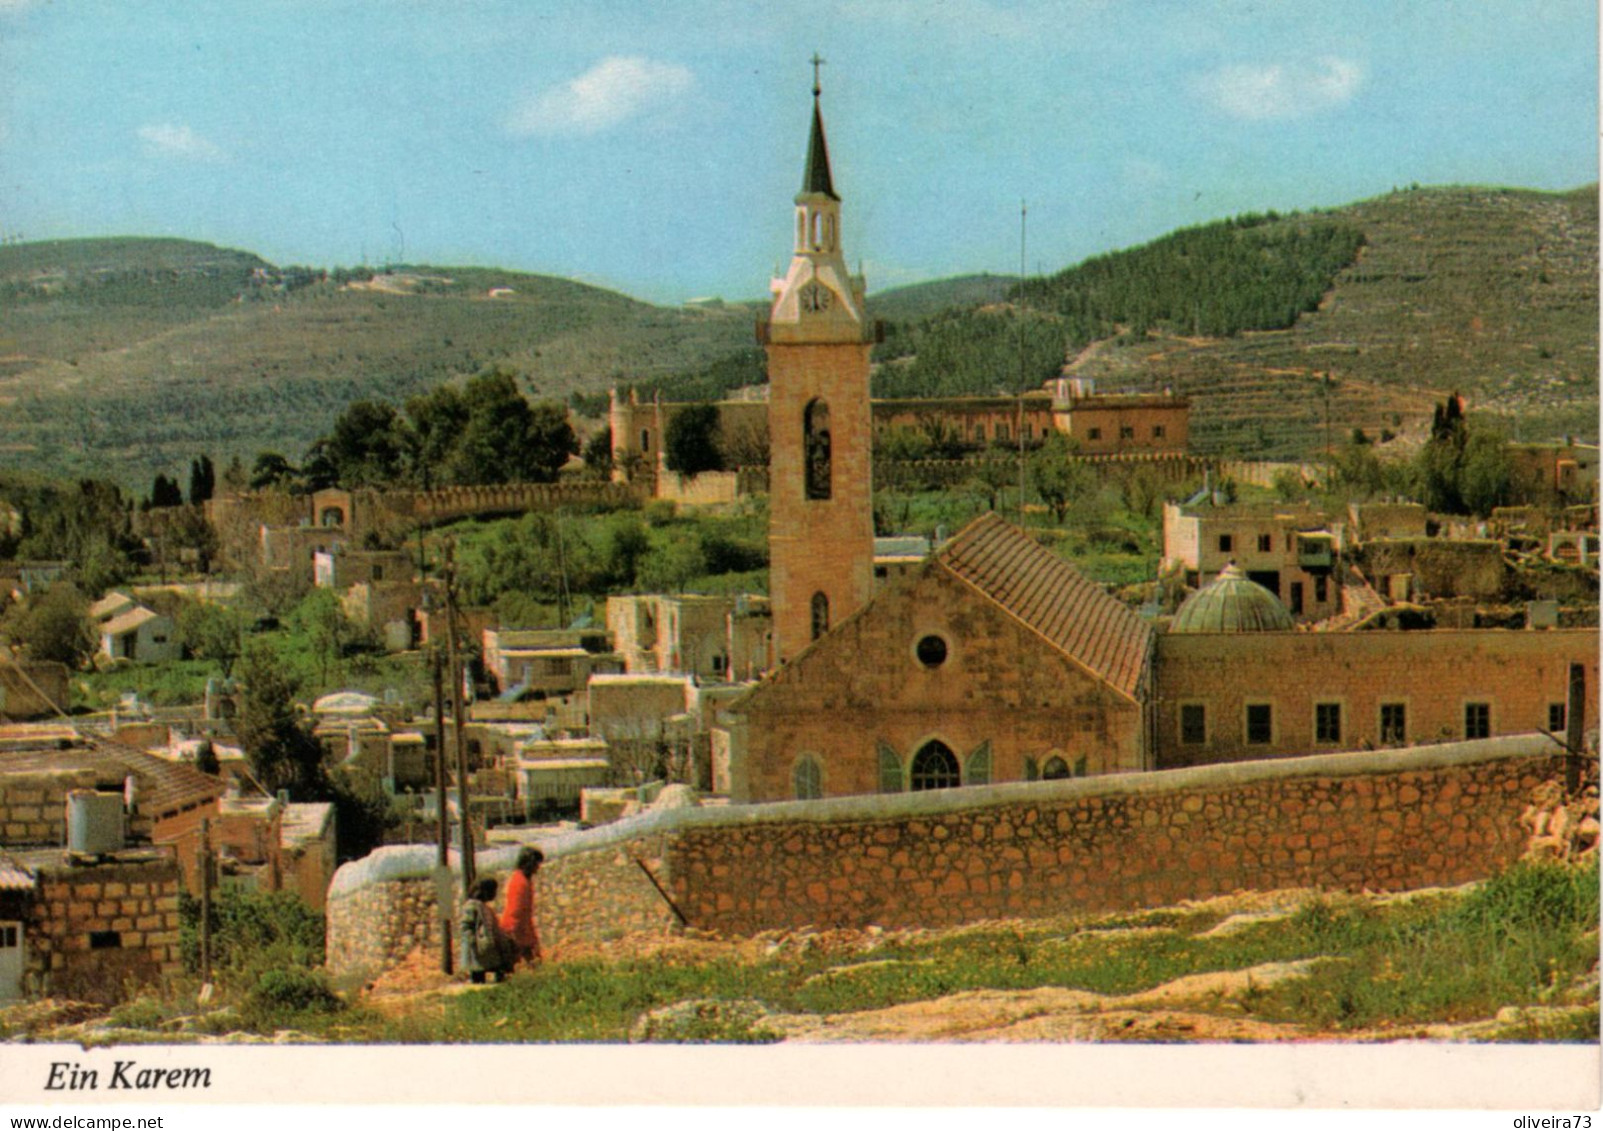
[936,513,1153,700]
[0,736,224,820]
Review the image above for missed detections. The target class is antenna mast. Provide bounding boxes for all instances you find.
[1016,199,1028,521]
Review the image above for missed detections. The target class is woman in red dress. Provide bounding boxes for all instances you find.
[499,846,544,967]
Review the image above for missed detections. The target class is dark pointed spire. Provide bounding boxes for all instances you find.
[801,55,838,201]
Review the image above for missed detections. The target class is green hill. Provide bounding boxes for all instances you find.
[0,184,1594,486]
[869,273,1019,322]
[873,186,1598,457]
[0,240,753,486]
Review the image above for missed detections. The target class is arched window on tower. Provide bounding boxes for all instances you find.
[910,740,960,792]
[804,399,832,500]
[810,210,822,250]
[810,591,830,640]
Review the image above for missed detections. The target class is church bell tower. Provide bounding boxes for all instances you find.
[763,60,876,664]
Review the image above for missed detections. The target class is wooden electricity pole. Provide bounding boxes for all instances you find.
[197,818,213,985]
[444,540,474,893]
[431,642,453,974]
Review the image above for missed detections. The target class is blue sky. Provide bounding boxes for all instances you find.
[0,0,1594,304]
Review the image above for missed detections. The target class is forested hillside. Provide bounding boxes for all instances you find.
[0,184,1593,483]
[0,241,751,486]
[871,187,1597,456]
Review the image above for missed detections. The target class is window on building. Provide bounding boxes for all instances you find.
[973,423,986,442]
[1042,755,1071,780]
[372,566,384,582]
[89,930,122,950]
[1153,425,1165,439]
[1246,703,1273,744]
[1315,575,1329,603]
[1315,702,1342,744]
[640,429,650,451]
[1257,534,1272,553]
[793,755,822,801]
[965,741,991,786]
[1380,703,1407,745]
[1180,704,1206,745]
[996,423,1010,442]
[810,592,830,640]
[877,743,902,793]
[1119,425,1135,439]
[1464,702,1491,740]
[873,566,888,580]
[1550,703,1568,733]
[1088,428,1102,441]
[915,634,948,668]
[1022,423,1033,440]
[1289,582,1304,615]
[1218,534,1234,553]
[909,740,961,791]
[0,924,18,949]
[804,399,832,500]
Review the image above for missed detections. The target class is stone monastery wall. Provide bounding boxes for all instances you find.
[326,736,1566,980]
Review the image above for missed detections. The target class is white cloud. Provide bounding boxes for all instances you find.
[1195,57,1363,121]
[137,123,227,163]
[507,56,694,137]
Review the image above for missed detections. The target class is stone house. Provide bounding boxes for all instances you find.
[1161,498,1340,622]
[1153,569,1599,769]
[718,513,1155,803]
[97,605,180,664]
[482,627,623,699]
[1049,378,1190,455]
[0,732,224,1002]
[606,593,772,681]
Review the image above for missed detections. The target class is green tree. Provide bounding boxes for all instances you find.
[582,427,614,477]
[290,588,352,687]
[449,371,577,484]
[1459,426,1514,516]
[248,452,298,491]
[235,641,325,798]
[404,383,469,489]
[177,601,245,677]
[324,401,406,487]
[664,403,723,477]
[1,581,91,667]
[187,455,216,505]
[1027,434,1093,523]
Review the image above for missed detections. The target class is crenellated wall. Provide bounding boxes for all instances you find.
[325,736,1571,980]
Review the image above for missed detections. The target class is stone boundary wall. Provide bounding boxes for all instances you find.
[326,835,680,980]
[1219,460,1323,490]
[875,452,1207,491]
[324,736,1567,979]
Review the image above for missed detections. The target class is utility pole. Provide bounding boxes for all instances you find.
[1564,662,1587,795]
[444,540,474,893]
[430,642,453,973]
[197,818,213,985]
[1016,199,1028,522]
[421,531,453,973]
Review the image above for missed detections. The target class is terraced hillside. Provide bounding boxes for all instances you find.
[0,240,752,486]
[0,185,1593,485]
[1053,187,1598,455]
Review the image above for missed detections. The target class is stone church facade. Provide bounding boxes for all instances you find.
[717,513,1156,802]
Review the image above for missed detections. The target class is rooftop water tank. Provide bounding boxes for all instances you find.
[66,790,124,857]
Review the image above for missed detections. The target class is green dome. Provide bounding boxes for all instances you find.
[1171,564,1295,633]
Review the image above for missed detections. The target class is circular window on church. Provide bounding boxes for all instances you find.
[915,634,948,668]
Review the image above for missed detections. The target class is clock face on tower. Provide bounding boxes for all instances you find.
[800,281,834,313]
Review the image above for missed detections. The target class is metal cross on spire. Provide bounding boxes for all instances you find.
[811,52,825,98]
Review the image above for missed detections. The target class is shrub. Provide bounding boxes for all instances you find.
[245,966,344,1021]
